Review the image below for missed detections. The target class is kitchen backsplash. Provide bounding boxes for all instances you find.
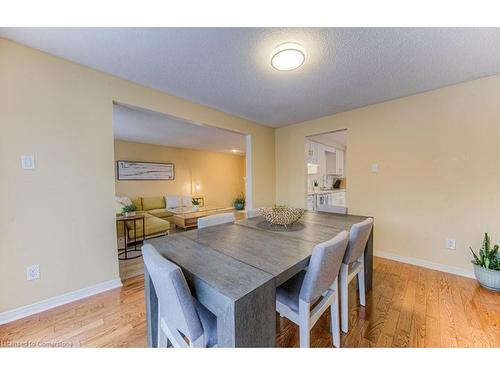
[308,174,346,191]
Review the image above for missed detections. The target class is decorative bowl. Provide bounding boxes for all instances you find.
[259,206,305,226]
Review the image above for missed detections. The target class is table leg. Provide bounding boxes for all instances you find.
[133,219,137,253]
[364,227,373,292]
[146,266,275,348]
[124,221,128,259]
[145,266,159,348]
[217,279,276,347]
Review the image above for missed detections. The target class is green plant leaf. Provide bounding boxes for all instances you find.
[470,233,500,269]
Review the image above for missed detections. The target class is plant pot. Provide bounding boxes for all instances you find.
[472,262,500,292]
[234,202,244,210]
[124,211,136,217]
[193,205,199,212]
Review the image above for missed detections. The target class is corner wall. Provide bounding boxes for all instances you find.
[276,74,500,276]
[0,38,275,313]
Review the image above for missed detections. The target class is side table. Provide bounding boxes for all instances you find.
[116,214,145,260]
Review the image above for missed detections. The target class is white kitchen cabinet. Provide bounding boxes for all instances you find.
[331,191,346,207]
[317,143,326,175]
[325,150,337,174]
[306,195,315,210]
[306,141,319,165]
[336,149,345,176]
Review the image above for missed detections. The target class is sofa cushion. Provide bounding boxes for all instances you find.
[142,196,165,211]
[148,208,174,219]
[115,196,133,214]
[165,195,181,209]
[182,196,193,207]
[127,214,170,238]
[130,197,143,211]
[115,200,125,214]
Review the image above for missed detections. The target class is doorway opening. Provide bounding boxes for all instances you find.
[112,103,251,280]
[305,129,347,214]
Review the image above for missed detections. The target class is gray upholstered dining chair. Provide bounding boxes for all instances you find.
[246,208,262,218]
[197,212,235,228]
[142,244,217,348]
[340,218,373,333]
[275,231,349,348]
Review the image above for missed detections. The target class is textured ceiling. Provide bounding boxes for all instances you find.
[113,104,246,154]
[2,28,500,127]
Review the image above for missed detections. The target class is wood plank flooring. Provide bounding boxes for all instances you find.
[1,257,499,348]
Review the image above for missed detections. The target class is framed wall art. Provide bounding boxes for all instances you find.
[117,161,175,180]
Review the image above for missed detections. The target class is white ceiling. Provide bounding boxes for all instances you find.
[113,104,246,154]
[309,130,347,148]
[2,28,500,127]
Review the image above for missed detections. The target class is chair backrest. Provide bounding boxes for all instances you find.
[142,244,204,344]
[246,208,262,219]
[197,212,235,229]
[317,204,348,214]
[343,218,373,264]
[300,231,349,303]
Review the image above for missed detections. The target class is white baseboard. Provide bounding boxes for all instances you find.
[0,278,123,325]
[375,251,475,279]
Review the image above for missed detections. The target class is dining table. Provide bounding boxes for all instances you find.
[144,211,373,348]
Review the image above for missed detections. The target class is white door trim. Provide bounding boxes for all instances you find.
[245,134,253,210]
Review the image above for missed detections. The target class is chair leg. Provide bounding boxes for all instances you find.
[190,335,205,348]
[357,257,366,306]
[157,305,163,347]
[340,263,349,334]
[330,279,340,348]
[298,300,311,348]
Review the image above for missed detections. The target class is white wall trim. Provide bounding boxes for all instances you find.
[375,251,475,279]
[0,278,123,325]
[245,134,253,210]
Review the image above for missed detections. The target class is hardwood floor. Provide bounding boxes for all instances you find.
[1,257,499,348]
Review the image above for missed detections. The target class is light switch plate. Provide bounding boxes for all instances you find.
[371,163,379,173]
[27,264,40,281]
[21,155,35,170]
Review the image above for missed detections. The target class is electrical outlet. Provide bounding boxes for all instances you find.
[371,163,379,173]
[445,238,456,250]
[26,265,40,281]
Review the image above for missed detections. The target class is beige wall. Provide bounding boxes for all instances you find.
[114,140,245,207]
[276,74,500,276]
[0,38,275,313]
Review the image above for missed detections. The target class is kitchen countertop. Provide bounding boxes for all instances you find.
[307,189,346,195]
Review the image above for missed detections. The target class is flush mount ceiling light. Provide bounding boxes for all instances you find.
[271,42,306,71]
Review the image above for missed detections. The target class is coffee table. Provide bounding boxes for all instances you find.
[167,206,234,229]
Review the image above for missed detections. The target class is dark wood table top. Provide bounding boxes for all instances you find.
[147,212,371,301]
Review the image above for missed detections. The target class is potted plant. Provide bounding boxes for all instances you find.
[122,204,137,217]
[470,233,500,291]
[192,198,201,211]
[313,180,319,192]
[233,193,245,210]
